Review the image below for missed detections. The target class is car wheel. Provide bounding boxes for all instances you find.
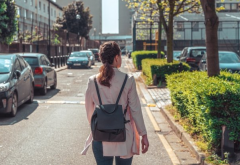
[26,84,34,104]
[51,74,57,89]
[10,92,18,117]
[40,80,47,95]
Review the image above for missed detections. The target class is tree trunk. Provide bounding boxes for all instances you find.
[157,16,162,58]
[200,0,220,76]
[166,2,174,63]
[157,0,162,58]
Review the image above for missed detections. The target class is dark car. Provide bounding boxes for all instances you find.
[199,51,240,73]
[0,54,34,117]
[19,53,57,95]
[127,50,132,58]
[67,51,92,69]
[178,47,206,70]
[88,49,100,62]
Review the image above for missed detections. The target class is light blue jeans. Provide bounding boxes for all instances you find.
[92,141,133,165]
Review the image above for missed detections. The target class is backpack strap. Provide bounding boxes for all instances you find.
[94,77,103,105]
[115,74,128,105]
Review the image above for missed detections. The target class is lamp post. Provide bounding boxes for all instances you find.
[99,32,101,46]
[76,14,81,50]
[93,28,96,47]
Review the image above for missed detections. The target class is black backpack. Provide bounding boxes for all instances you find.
[91,74,129,142]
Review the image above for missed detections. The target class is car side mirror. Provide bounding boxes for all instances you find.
[177,56,180,59]
[15,70,21,79]
[50,63,55,67]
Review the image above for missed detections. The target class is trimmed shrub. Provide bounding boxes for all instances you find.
[166,71,240,150]
[142,59,190,85]
[131,51,164,70]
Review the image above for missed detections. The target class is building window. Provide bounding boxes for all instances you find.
[30,0,33,6]
[39,1,41,10]
[24,25,27,31]
[16,6,21,17]
[30,12,33,20]
[51,8,53,16]
[24,9,27,18]
[54,10,56,17]
[43,4,46,12]
[192,22,199,31]
[24,0,27,3]
[177,22,184,31]
[39,16,42,23]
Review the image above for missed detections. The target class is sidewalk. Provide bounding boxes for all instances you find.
[125,57,201,165]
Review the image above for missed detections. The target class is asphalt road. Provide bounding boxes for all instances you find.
[0,57,173,165]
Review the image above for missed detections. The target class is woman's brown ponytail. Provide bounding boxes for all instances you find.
[98,41,121,87]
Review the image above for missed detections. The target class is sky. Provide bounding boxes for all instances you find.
[102,0,119,34]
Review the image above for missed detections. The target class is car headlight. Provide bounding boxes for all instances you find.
[0,83,10,92]
[67,61,72,64]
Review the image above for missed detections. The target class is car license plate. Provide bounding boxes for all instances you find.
[74,63,81,66]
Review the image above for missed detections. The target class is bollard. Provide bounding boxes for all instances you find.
[221,125,234,160]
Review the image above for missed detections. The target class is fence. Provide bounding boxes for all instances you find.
[0,18,99,68]
[133,20,240,55]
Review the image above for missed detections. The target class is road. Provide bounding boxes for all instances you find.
[0,57,173,165]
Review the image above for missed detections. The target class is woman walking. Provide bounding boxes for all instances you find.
[81,41,149,165]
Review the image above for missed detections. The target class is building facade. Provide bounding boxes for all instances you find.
[56,0,133,38]
[15,0,62,38]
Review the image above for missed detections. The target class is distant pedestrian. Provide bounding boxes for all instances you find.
[81,41,149,165]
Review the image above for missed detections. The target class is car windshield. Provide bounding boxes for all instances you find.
[0,58,11,73]
[173,51,181,57]
[89,50,98,54]
[219,52,240,63]
[190,49,206,58]
[70,52,88,57]
[23,57,39,66]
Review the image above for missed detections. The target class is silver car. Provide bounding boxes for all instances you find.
[81,50,95,65]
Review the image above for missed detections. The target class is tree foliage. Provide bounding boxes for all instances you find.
[56,1,93,40]
[0,0,18,44]
[126,0,201,62]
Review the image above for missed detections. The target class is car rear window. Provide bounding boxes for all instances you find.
[23,57,39,66]
[190,49,206,58]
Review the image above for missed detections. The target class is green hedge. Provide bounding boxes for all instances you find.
[166,71,240,150]
[131,51,164,70]
[142,59,190,85]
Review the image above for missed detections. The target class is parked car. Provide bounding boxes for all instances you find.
[173,51,182,61]
[0,54,34,117]
[127,50,132,58]
[199,51,240,73]
[82,50,95,65]
[67,51,92,69]
[88,48,100,62]
[19,53,57,95]
[178,47,206,70]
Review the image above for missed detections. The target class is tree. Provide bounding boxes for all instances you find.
[200,0,220,76]
[126,0,200,62]
[0,0,18,44]
[56,1,93,41]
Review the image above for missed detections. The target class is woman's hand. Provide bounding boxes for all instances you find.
[141,134,149,154]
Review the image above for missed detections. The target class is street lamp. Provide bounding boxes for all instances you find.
[76,14,81,49]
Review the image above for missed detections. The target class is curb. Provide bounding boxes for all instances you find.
[160,107,207,165]
[55,66,67,72]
